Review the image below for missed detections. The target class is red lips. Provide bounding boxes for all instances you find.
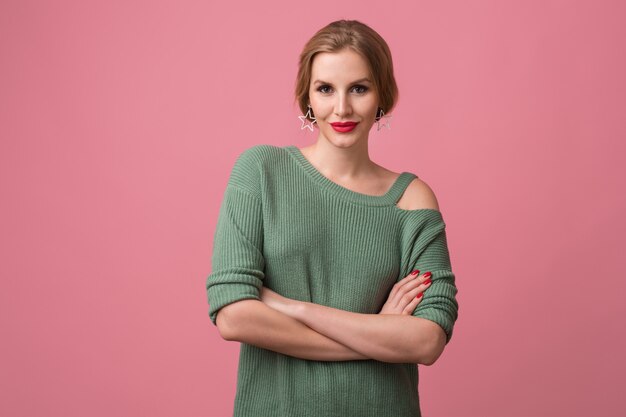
[330,122,358,127]
[330,122,358,133]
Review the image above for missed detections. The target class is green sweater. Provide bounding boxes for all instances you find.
[206,144,459,417]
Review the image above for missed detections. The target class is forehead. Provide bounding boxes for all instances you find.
[310,49,371,82]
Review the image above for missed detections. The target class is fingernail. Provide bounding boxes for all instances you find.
[416,293,423,298]
[411,270,420,275]
[424,278,431,285]
[423,272,432,278]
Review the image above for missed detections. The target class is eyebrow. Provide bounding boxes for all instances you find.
[313,78,372,85]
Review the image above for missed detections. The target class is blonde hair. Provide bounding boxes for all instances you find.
[294,20,399,120]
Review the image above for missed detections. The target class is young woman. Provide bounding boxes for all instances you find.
[206,19,459,417]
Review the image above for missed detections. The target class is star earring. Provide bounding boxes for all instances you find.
[298,104,317,131]
[375,107,392,131]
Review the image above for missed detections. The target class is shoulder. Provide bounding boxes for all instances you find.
[396,176,440,211]
[234,144,280,165]
[227,144,275,196]
[231,144,284,174]
[227,144,284,197]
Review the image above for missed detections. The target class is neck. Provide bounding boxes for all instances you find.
[304,137,376,180]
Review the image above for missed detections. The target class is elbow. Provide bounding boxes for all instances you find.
[413,320,447,366]
[421,342,444,366]
[422,327,447,366]
[215,299,260,341]
[215,303,242,341]
[215,309,235,341]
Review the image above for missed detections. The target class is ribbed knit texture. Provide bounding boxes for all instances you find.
[206,144,459,417]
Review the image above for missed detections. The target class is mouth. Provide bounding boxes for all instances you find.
[330,122,358,133]
[330,122,358,127]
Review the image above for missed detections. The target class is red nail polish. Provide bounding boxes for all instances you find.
[411,270,420,275]
[424,278,431,285]
[423,272,432,278]
[416,293,423,298]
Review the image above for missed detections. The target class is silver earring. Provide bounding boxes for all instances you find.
[375,107,392,131]
[298,104,317,131]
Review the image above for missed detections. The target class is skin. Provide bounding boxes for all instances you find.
[259,271,440,364]
[301,48,399,195]
[218,48,447,365]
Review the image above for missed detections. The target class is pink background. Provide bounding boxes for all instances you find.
[1,1,625,416]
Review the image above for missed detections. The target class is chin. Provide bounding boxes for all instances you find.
[323,132,366,148]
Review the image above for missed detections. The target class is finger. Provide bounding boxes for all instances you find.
[404,269,421,282]
[402,293,423,315]
[400,284,427,307]
[409,279,432,296]
[395,270,423,292]
[401,272,432,292]
[389,270,421,298]
[398,270,421,286]
[390,272,431,309]
[391,273,430,308]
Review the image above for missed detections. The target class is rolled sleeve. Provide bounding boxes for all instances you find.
[206,148,266,326]
[401,211,459,344]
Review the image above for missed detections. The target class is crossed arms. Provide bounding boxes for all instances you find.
[216,291,446,366]
[208,164,455,366]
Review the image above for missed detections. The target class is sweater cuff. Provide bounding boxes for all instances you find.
[412,270,458,344]
[207,272,264,326]
[414,308,455,345]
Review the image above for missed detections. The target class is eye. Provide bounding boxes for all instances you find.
[317,85,332,94]
[315,84,369,94]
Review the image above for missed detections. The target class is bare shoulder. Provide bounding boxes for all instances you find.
[396,176,440,211]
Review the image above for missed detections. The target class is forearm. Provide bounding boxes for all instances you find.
[287,301,441,365]
[221,299,371,362]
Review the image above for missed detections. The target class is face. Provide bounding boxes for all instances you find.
[308,48,380,148]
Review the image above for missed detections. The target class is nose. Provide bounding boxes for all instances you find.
[334,92,352,118]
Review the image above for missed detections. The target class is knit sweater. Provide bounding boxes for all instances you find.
[206,144,459,417]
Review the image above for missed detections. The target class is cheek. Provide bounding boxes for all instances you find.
[354,96,378,111]
[311,103,332,120]
[355,105,377,120]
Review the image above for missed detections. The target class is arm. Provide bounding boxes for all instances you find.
[263,293,443,365]
[293,302,445,365]
[218,300,370,361]
[396,179,459,360]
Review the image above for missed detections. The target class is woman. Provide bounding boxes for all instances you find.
[206,19,459,417]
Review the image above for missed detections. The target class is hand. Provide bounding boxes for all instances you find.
[259,285,296,316]
[379,270,432,315]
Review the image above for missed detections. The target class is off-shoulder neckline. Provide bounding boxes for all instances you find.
[285,145,441,213]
